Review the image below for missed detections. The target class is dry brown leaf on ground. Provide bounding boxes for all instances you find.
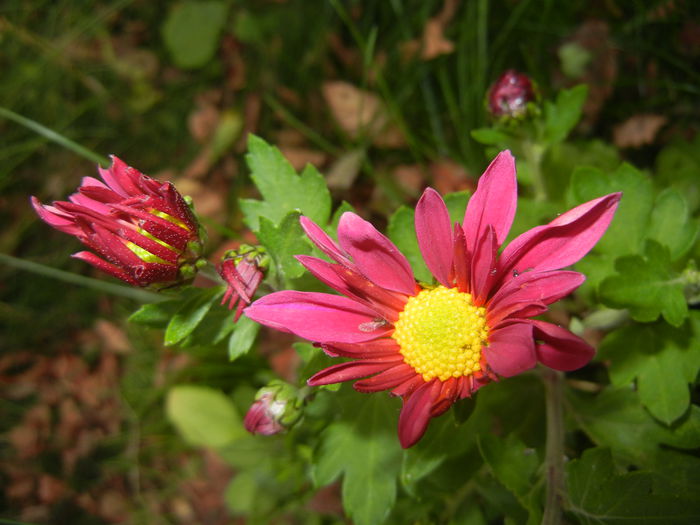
[279,146,327,171]
[401,0,459,60]
[323,81,405,148]
[613,114,667,148]
[430,159,473,195]
[393,164,427,197]
[326,149,364,190]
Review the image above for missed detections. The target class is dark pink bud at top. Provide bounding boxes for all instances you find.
[487,69,536,119]
[31,156,204,288]
[219,246,267,321]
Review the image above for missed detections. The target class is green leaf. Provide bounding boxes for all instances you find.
[387,205,432,283]
[444,190,471,224]
[600,240,687,326]
[128,299,180,328]
[164,287,223,346]
[240,135,331,231]
[567,387,700,465]
[543,84,588,144]
[567,163,653,257]
[313,392,402,525]
[257,211,310,284]
[656,135,700,213]
[471,128,510,146]
[228,315,261,361]
[478,434,540,511]
[647,187,699,261]
[166,385,245,448]
[599,314,700,424]
[225,472,258,515]
[566,447,700,524]
[162,1,228,69]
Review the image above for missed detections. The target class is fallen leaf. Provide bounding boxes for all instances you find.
[279,146,327,171]
[613,114,667,148]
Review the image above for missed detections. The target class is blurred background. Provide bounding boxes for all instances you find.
[1,0,699,523]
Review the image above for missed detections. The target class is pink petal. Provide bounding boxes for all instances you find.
[452,225,470,293]
[530,320,595,371]
[487,270,586,326]
[463,151,517,252]
[398,379,441,448]
[322,338,400,358]
[483,322,536,377]
[244,291,392,343]
[498,193,621,279]
[307,360,397,386]
[31,197,82,236]
[415,188,453,287]
[470,225,498,304]
[337,212,416,295]
[299,216,352,265]
[353,363,417,392]
[72,251,138,285]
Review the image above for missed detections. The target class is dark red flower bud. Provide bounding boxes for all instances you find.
[487,69,536,119]
[219,245,267,321]
[32,156,204,288]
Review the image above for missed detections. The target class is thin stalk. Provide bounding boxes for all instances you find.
[542,368,565,525]
[0,106,108,166]
[0,252,163,303]
[523,139,547,201]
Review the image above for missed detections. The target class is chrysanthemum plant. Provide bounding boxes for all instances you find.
[33,87,700,524]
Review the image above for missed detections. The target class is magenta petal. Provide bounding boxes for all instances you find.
[299,216,352,265]
[530,320,595,371]
[415,188,453,287]
[296,255,356,298]
[487,270,586,325]
[31,197,82,236]
[353,363,417,392]
[470,225,498,304]
[463,151,517,252]
[244,291,391,343]
[72,251,139,285]
[337,212,416,295]
[483,322,536,377]
[498,193,621,279]
[398,379,441,448]
[307,360,395,386]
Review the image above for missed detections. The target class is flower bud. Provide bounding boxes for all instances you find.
[219,245,268,321]
[244,381,303,436]
[487,69,536,119]
[32,156,204,288]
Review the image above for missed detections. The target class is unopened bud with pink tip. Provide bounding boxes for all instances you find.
[31,156,205,289]
[243,381,303,436]
[219,245,268,321]
[487,69,537,120]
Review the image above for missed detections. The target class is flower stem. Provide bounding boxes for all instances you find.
[542,368,565,525]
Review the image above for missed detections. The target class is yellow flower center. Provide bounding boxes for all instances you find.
[392,286,489,382]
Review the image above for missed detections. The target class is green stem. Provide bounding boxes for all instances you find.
[523,140,547,202]
[542,368,565,525]
[0,252,163,303]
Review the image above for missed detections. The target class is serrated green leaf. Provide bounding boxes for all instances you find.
[257,211,310,284]
[543,84,588,144]
[600,240,687,326]
[567,163,653,256]
[566,447,700,524]
[599,315,700,424]
[241,135,331,231]
[567,387,700,466]
[313,393,402,525]
[164,288,222,346]
[228,315,260,361]
[647,187,699,261]
[478,434,540,510]
[162,1,228,69]
[656,135,700,213]
[166,385,245,448]
[387,205,432,283]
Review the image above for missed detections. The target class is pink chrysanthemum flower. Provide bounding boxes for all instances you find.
[246,151,620,448]
[31,156,203,288]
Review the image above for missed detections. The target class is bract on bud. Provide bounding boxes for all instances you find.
[219,245,268,321]
[31,156,204,288]
[243,381,303,436]
[487,69,537,119]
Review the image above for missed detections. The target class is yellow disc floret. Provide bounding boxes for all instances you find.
[392,286,489,382]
